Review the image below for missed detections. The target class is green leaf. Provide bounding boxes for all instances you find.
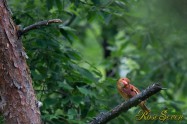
[87,11,97,22]
[59,25,76,32]
[58,80,74,91]
[67,109,77,119]
[66,50,81,60]
[59,28,79,44]
[60,29,73,43]
[78,68,97,82]
[77,87,89,95]
[55,0,62,11]
[31,70,43,81]
[91,0,100,5]
[44,97,57,106]
[69,63,98,82]
[46,0,55,10]
[92,69,102,77]
[77,87,95,97]
[71,95,83,104]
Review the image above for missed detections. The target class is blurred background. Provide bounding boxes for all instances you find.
[7,0,187,123]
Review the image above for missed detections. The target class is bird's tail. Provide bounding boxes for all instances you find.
[139,102,150,113]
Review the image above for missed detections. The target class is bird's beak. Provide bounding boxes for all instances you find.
[123,81,128,87]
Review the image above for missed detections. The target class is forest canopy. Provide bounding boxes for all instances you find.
[5,0,187,123]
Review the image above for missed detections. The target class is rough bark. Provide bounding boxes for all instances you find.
[0,0,41,123]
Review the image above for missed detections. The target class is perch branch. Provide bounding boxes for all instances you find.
[19,19,62,35]
[89,83,162,124]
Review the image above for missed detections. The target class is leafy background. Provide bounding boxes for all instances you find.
[6,0,187,124]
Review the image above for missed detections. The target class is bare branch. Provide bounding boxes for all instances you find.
[89,83,162,124]
[19,19,62,35]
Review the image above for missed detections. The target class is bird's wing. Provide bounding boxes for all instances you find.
[130,84,140,94]
[130,84,147,104]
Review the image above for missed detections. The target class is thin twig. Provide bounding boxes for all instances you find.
[19,19,62,35]
[89,83,162,124]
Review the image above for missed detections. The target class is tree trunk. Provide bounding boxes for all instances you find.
[0,0,41,123]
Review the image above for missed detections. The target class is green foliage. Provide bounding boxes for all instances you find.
[7,0,187,124]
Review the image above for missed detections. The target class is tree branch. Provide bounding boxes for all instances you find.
[19,19,62,35]
[89,83,162,124]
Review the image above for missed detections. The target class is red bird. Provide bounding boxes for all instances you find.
[117,78,150,112]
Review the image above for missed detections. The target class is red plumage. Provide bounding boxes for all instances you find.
[117,78,150,112]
